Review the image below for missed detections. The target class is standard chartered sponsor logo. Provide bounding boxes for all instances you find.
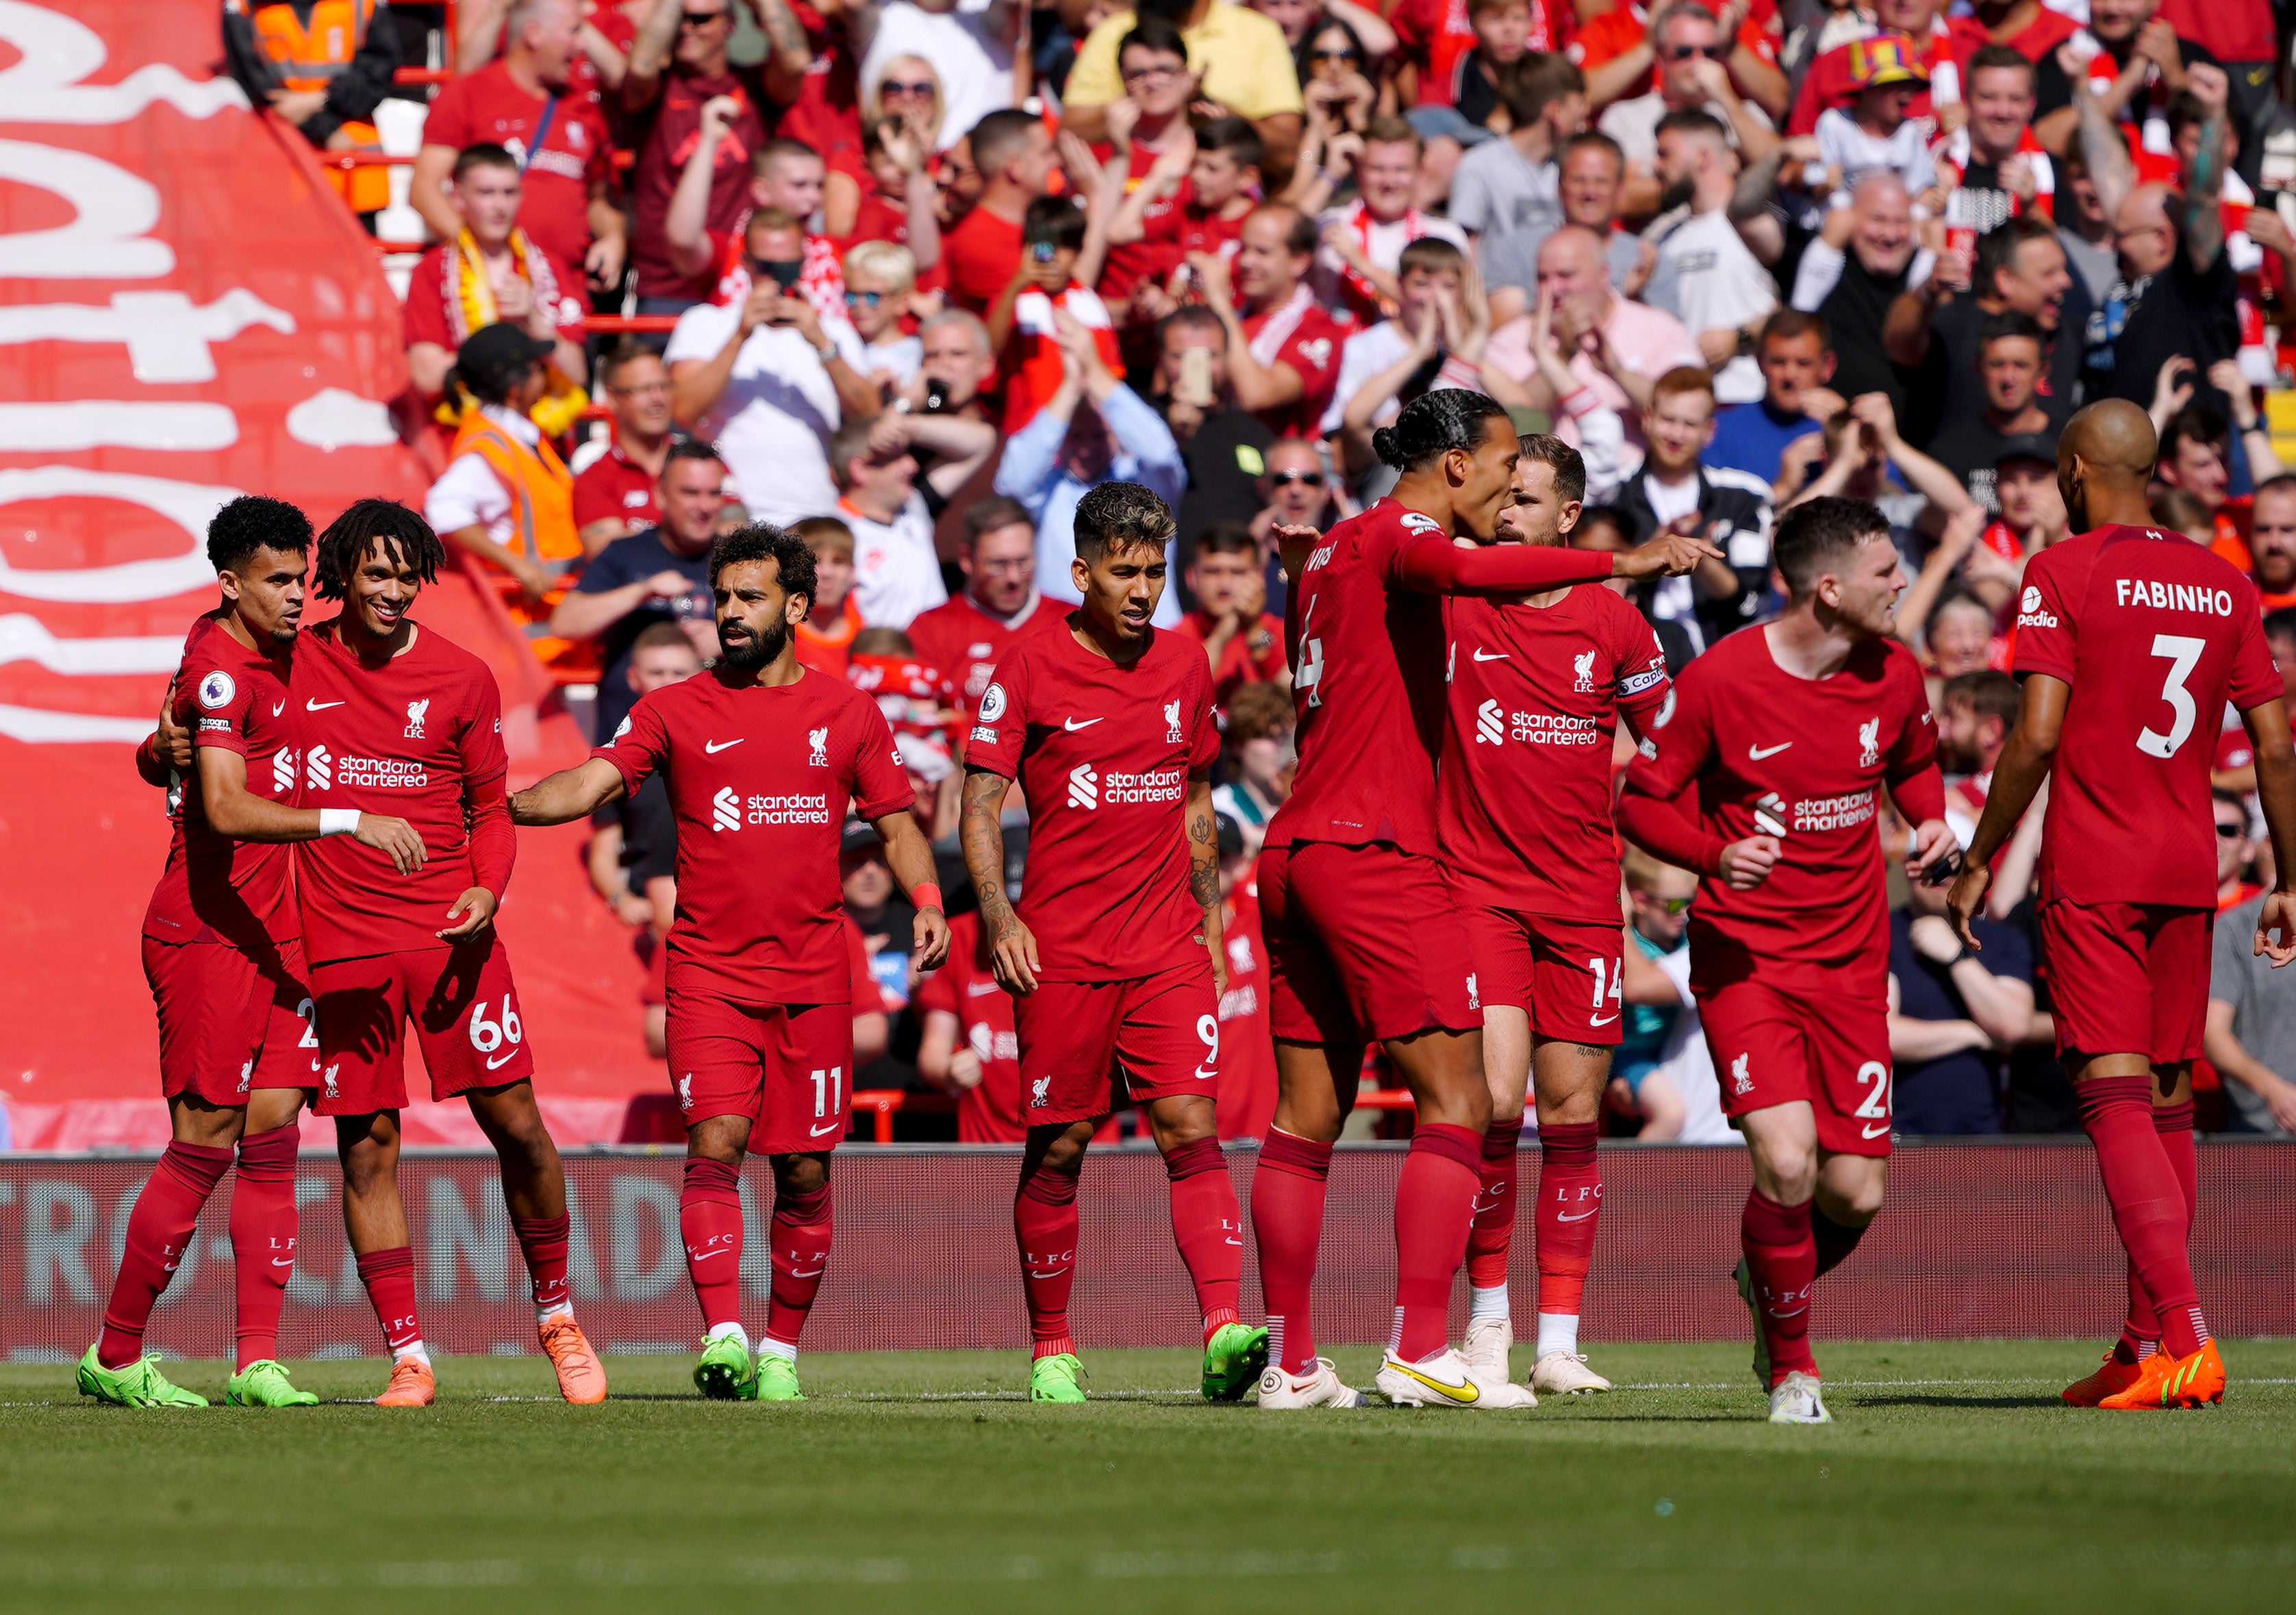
[1480,703,1602,746]
[320,753,429,789]
[1475,699,1504,745]
[714,789,833,829]
[1792,788,1876,832]
[712,786,741,832]
[1099,766,1184,804]
[305,744,331,790]
[1068,762,1100,809]
[271,748,295,794]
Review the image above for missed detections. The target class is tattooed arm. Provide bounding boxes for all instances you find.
[1186,773,1228,998]
[960,766,1039,994]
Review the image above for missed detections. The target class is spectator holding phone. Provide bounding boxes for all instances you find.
[1888,858,2035,1136]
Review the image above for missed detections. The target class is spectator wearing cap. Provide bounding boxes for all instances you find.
[426,323,594,683]
[1175,523,1288,712]
[1811,32,1936,205]
[551,439,727,743]
[1704,309,1843,486]
[662,136,850,327]
[572,343,676,549]
[1480,132,1643,311]
[1061,0,1305,184]
[829,410,999,628]
[405,144,590,404]
[1642,110,1777,407]
[1786,0,1989,136]
[1211,681,1295,850]
[1152,307,1278,549]
[1924,311,2054,513]
[942,110,1058,318]
[1595,2,1779,211]
[412,0,624,291]
[907,497,1066,725]
[1212,808,1278,1141]
[1887,861,2035,1136]
[1790,173,1930,421]
[665,209,880,531]
[1886,213,2086,447]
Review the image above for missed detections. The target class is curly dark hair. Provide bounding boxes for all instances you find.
[313,498,446,602]
[709,521,817,606]
[1372,389,1513,473]
[1074,481,1176,561]
[207,495,312,574]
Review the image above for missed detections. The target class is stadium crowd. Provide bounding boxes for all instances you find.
[237,0,2296,1142]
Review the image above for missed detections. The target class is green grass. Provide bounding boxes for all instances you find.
[5,1341,2294,1612]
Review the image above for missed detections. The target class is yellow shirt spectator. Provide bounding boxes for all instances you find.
[1061,1,1303,123]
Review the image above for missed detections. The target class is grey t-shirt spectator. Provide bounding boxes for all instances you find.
[2212,891,2296,1131]
[1450,139,1561,244]
[1483,222,1640,297]
[572,527,714,742]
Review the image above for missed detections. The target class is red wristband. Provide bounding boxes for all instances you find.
[911,882,944,913]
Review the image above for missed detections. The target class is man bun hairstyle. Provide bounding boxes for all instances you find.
[208,494,312,574]
[314,498,444,601]
[1772,494,1890,599]
[709,521,818,605]
[1372,388,1513,473]
[1073,480,1176,562]
[1517,433,1587,504]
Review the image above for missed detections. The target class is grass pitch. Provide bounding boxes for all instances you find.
[3,1340,2292,1612]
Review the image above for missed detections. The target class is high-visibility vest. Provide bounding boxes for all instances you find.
[448,412,601,684]
[251,0,390,213]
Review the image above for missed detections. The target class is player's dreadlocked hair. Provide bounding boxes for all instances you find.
[1372,389,1512,473]
[1772,495,1890,600]
[709,521,817,606]
[207,495,312,573]
[314,498,447,601]
[1074,481,1176,562]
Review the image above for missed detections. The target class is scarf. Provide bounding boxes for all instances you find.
[1246,283,1315,369]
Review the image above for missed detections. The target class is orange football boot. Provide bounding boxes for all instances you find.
[375,1355,436,1407]
[538,1314,608,1405]
[2098,1340,2225,1410]
[2062,1351,2145,1407]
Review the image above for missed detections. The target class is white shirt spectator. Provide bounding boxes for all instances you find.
[1813,109,1936,208]
[661,301,868,530]
[841,489,948,627]
[859,0,1016,154]
[1599,92,1771,166]
[424,403,544,545]
[861,333,924,386]
[1320,317,1415,436]
[1641,207,1777,405]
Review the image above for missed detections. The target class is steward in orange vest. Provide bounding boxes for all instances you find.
[223,0,400,214]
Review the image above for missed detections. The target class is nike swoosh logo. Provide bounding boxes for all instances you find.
[705,738,743,753]
[1589,1013,1619,1027]
[1387,1360,1479,1403]
[1748,742,1793,760]
[1224,1236,1244,1246]
[1471,649,1508,662]
[270,1257,295,1268]
[272,701,286,716]
[486,1050,518,1070]
[808,1121,843,1137]
[1028,1268,1066,1279]
[1556,1209,1598,1223]
[1860,1123,1890,1138]
[691,1248,729,1262]
[305,699,344,711]
[788,1266,824,1278]
[964,981,1001,997]
[1063,716,1103,730]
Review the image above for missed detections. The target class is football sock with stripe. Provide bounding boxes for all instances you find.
[355,1244,425,1357]
[2077,1076,2206,1357]
[511,1212,572,1322]
[1254,1129,1333,1375]
[1014,1154,1083,1359]
[678,1157,744,1334]
[1741,1189,1817,1386]
[2117,1099,2196,1362]
[1393,1123,1481,1364]
[1535,1121,1601,1323]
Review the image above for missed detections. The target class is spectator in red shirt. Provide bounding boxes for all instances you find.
[1088,17,1200,319]
[405,143,590,401]
[942,108,1057,315]
[1120,116,1265,329]
[1189,203,1346,438]
[907,496,1065,722]
[413,0,625,290]
[833,114,945,274]
[1788,0,1987,136]
[1174,521,1289,711]
[573,342,676,549]
[1581,0,1791,125]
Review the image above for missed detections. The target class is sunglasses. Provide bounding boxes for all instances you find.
[1663,42,1729,60]
[1122,62,1185,82]
[1310,47,1359,61]
[844,289,885,307]
[1643,894,1693,914]
[881,79,935,97]
[1267,469,1324,487]
[680,9,728,27]
[2219,819,2249,838]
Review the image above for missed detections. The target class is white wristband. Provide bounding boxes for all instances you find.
[318,809,361,837]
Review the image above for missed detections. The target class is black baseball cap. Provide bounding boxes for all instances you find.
[1215,812,1244,860]
[456,322,555,397]
[1994,432,2058,471]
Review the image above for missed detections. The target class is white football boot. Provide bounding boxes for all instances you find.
[1255,1357,1363,1409]
[1459,1318,1537,1407]
[1378,1347,1532,1408]
[1766,1370,1832,1425]
[1529,1351,1613,1395]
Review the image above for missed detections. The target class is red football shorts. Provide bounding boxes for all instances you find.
[1011,959,1219,1127]
[2040,900,2212,1065]
[1455,906,1627,1047]
[1260,841,1480,1045]
[1694,972,1893,1157]
[143,936,318,1105]
[309,937,535,1115]
[664,993,854,1153]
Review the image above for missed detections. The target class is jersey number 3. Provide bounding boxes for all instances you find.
[2138,634,2206,760]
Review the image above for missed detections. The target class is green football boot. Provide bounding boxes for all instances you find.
[694,1334,759,1401]
[754,1354,805,1402]
[1733,1257,1770,1390]
[225,1360,320,1407]
[1200,1322,1270,1402]
[76,1347,208,1408]
[1029,1351,1087,1403]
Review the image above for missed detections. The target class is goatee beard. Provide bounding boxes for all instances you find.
[718,618,788,670]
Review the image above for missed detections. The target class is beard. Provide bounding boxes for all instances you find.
[717,616,789,671]
[1656,175,1695,216]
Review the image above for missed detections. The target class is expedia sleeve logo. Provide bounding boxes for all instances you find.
[2017,584,2058,628]
[196,670,236,711]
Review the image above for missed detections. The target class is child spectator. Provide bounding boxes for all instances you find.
[791,514,866,676]
[1811,33,1936,208]
[846,625,962,838]
[1112,117,1267,325]
[1211,681,1296,853]
[990,197,1125,434]
[844,240,926,390]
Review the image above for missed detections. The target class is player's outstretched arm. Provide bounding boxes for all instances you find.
[959,766,1039,994]
[1948,674,2067,950]
[2239,697,2296,965]
[509,758,627,827]
[874,805,951,972]
[1185,773,1228,998]
[199,747,427,874]
[1391,525,1718,598]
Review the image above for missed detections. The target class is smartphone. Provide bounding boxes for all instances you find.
[1920,847,1965,888]
[923,376,950,413]
[1029,239,1058,265]
[753,256,803,293]
[1178,347,1213,407]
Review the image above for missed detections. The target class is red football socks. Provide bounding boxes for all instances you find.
[679,1157,745,1334]
[99,1141,234,1368]
[511,1212,572,1316]
[1162,1137,1243,1339]
[1810,1203,1868,1280]
[229,1126,300,1368]
[1014,1155,1083,1358]
[355,1244,423,1353]
[764,1179,833,1351]
[1741,1189,1817,1385]
[1392,1123,1480,1363]
[1253,1128,1332,1375]
[2078,1076,2206,1357]
[1533,1121,1601,1316]
[2117,1097,2199,1362]
[1464,1118,1519,1292]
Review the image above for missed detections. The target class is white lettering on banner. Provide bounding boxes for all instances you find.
[0,139,171,277]
[0,401,235,452]
[284,388,399,450]
[0,290,295,384]
[0,466,238,601]
[0,614,181,675]
[0,3,253,125]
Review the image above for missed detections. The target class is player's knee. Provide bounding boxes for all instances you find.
[772,1152,829,1197]
[1035,1122,1094,1175]
[1756,1143,1818,1202]
[685,1116,748,1165]
[1148,1096,1217,1152]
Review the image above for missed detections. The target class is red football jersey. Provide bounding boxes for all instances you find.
[418,62,615,271]
[907,590,1068,718]
[2015,523,2280,909]
[1100,142,1189,307]
[294,621,510,963]
[1622,625,1941,976]
[1239,288,1346,440]
[596,666,913,1004]
[142,616,300,949]
[911,910,1025,1142]
[571,441,661,533]
[1441,583,1671,922]
[969,625,1220,982]
[1172,608,1288,712]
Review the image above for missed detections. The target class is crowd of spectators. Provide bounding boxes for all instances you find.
[242,0,2296,1139]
